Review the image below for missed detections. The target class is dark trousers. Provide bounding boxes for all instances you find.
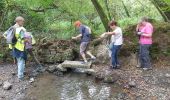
[139,44,152,68]
[111,45,122,67]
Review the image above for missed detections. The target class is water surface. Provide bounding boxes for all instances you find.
[25,72,124,100]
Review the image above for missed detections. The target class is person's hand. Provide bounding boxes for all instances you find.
[25,39,28,42]
[72,37,77,40]
[137,32,143,35]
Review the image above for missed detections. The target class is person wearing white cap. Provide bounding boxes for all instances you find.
[12,16,27,80]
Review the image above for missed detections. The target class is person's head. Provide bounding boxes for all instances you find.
[140,17,148,26]
[15,16,25,26]
[109,20,117,29]
[74,20,82,28]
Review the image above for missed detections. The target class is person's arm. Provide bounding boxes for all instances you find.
[141,32,152,37]
[100,31,116,38]
[105,32,116,35]
[72,34,82,40]
[140,25,153,37]
[136,24,140,32]
[3,32,7,38]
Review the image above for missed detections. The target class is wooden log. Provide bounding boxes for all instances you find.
[61,60,92,69]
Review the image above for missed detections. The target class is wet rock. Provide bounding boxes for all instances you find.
[62,60,92,69]
[84,69,96,75]
[53,70,64,77]
[103,74,120,83]
[95,42,110,64]
[47,65,57,73]
[3,81,12,90]
[56,64,67,72]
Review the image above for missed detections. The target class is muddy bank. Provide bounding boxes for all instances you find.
[0,64,30,100]
[92,62,170,100]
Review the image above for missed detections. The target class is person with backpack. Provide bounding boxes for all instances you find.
[136,17,153,70]
[72,21,96,63]
[100,21,123,69]
[5,16,27,80]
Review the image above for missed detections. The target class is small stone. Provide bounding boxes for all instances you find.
[123,84,130,89]
[12,72,16,76]
[165,73,170,78]
[29,78,35,83]
[128,81,136,87]
[3,81,12,90]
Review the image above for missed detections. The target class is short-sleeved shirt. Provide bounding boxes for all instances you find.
[79,25,91,42]
[140,22,153,44]
[113,27,123,45]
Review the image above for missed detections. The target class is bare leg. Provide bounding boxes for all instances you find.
[86,51,96,59]
[81,53,88,63]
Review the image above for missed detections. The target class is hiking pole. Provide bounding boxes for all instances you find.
[27,49,45,72]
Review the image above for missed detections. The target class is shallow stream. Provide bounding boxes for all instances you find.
[25,71,125,100]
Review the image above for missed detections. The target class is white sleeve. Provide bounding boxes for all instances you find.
[113,28,121,35]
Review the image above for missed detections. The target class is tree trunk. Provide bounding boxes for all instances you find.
[151,0,170,22]
[104,0,112,20]
[122,0,130,17]
[91,0,109,31]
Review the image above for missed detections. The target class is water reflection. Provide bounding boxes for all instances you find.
[25,73,123,100]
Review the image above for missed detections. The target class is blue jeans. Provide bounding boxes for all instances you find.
[111,45,122,67]
[139,44,151,68]
[17,57,25,79]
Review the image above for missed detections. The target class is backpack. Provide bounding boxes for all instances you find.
[5,26,17,45]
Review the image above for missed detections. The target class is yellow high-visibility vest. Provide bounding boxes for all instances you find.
[14,27,26,51]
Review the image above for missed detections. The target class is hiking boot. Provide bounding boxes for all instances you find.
[136,64,141,68]
[116,65,121,69]
[110,66,118,69]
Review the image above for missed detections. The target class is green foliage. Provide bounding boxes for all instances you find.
[0,0,5,13]
[0,0,167,39]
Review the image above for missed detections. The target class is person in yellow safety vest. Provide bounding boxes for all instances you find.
[12,16,27,81]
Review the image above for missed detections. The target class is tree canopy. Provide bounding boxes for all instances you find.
[0,0,169,39]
